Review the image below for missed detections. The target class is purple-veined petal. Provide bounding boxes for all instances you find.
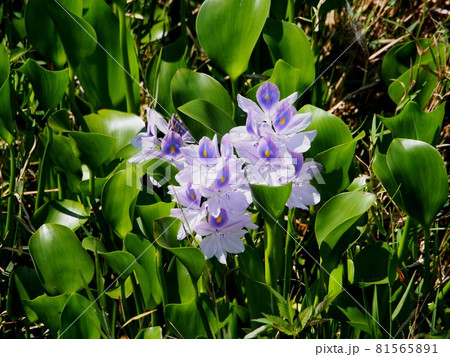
[256,82,280,113]
[237,94,265,118]
[198,136,219,159]
[284,130,317,153]
[220,134,234,159]
[258,136,280,160]
[199,235,220,260]
[273,103,294,133]
[208,207,228,229]
[220,233,245,254]
[291,151,304,178]
[147,108,168,135]
[286,183,321,210]
[161,131,184,157]
[280,112,312,135]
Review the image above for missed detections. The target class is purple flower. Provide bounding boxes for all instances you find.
[286,160,322,210]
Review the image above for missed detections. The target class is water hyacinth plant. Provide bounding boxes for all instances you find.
[1,0,448,340]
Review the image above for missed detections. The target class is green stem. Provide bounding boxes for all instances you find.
[117,2,135,113]
[68,67,88,132]
[423,226,431,293]
[428,280,450,311]
[264,219,283,290]
[4,145,16,241]
[397,216,411,262]
[35,128,53,211]
[89,168,110,241]
[287,0,295,22]
[231,77,238,121]
[283,209,294,298]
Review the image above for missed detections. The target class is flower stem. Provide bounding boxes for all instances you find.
[283,209,295,298]
[4,144,16,240]
[35,128,53,211]
[423,226,431,293]
[264,219,283,291]
[231,77,238,120]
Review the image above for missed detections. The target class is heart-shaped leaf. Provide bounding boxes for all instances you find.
[263,19,315,90]
[315,191,376,255]
[136,202,175,240]
[23,294,69,333]
[164,298,210,338]
[60,293,101,338]
[18,59,69,110]
[102,169,140,239]
[68,132,116,170]
[250,183,292,222]
[29,224,94,295]
[196,0,270,79]
[386,139,448,226]
[379,101,445,145]
[177,99,235,139]
[32,199,89,231]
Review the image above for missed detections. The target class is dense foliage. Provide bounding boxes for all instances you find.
[0,0,448,339]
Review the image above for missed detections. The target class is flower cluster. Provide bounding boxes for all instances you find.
[130,82,321,264]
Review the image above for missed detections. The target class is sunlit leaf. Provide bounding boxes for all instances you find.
[68,132,116,170]
[32,199,89,231]
[29,224,94,295]
[196,0,270,79]
[386,139,448,226]
[250,183,292,222]
[23,294,68,333]
[379,101,445,145]
[0,44,15,144]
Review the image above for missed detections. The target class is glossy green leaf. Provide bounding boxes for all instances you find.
[196,0,270,79]
[124,233,163,306]
[29,224,94,295]
[135,326,163,339]
[263,19,315,89]
[146,37,187,113]
[100,250,152,307]
[60,293,101,339]
[23,294,68,333]
[32,199,89,231]
[7,266,44,321]
[299,105,352,158]
[372,152,405,212]
[136,202,175,240]
[154,217,206,281]
[68,132,116,170]
[379,101,445,145]
[84,109,144,156]
[24,0,67,67]
[172,69,233,118]
[0,44,15,144]
[268,59,311,99]
[250,183,292,222]
[381,39,445,85]
[45,0,97,68]
[165,298,209,338]
[315,192,376,255]
[386,139,448,226]
[178,99,235,139]
[388,64,438,109]
[237,245,265,283]
[102,169,140,239]
[78,0,140,111]
[354,242,390,283]
[18,59,69,110]
[81,237,106,254]
[40,130,82,191]
[166,257,197,304]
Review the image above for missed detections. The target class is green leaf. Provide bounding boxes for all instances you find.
[60,293,102,338]
[45,0,97,68]
[164,298,209,338]
[237,245,265,283]
[136,202,175,240]
[392,271,416,321]
[32,199,89,231]
[68,132,116,170]
[381,39,445,85]
[29,224,94,295]
[18,59,69,110]
[146,37,187,113]
[372,152,405,212]
[7,266,45,321]
[102,169,140,239]
[171,69,233,131]
[268,59,312,99]
[0,44,15,144]
[48,109,73,132]
[263,19,315,89]
[388,64,438,109]
[379,101,445,145]
[23,294,69,333]
[250,183,292,222]
[84,109,144,156]
[386,139,448,226]
[25,0,67,67]
[124,233,163,306]
[354,242,391,283]
[196,0,270,79]
[135,327,163,339]
[315,192,376,256]
[178,99,235,139]
[78,0,140,111]
[154,217,206,281]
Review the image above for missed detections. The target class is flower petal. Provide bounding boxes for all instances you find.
[256,82,280,113]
